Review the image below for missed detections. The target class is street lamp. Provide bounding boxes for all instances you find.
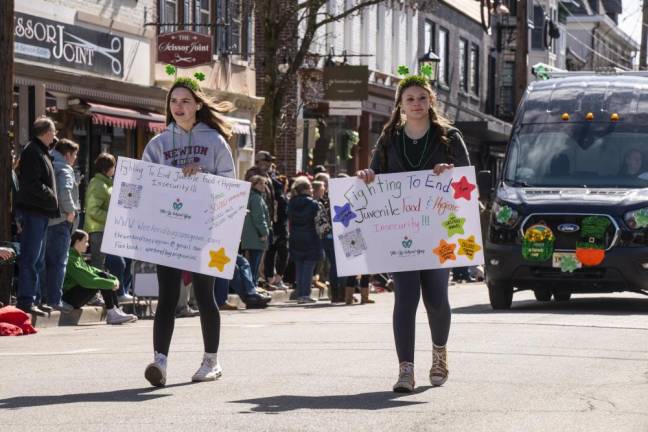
[418,51,440,86]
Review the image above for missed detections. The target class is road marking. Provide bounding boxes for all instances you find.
[0,348,101,357]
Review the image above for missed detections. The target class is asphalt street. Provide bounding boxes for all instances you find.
[1,283,647,432]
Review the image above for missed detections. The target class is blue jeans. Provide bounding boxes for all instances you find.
[17,212,50,308]
[230,255,257,300]
[45,221,72,306]
[213,276,229,307]
[245,249,264,287]
[105,255,132,296]
[294,259,318,298]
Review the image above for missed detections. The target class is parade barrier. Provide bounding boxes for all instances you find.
[328,167,484,276]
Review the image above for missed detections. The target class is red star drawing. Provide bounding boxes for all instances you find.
[451,176,476,201]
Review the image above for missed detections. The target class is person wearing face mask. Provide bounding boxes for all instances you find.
[15,116,60,317]
[141,77,235,387]
[357,75,470,393]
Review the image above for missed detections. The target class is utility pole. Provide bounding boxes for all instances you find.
[515,0,529,107]
[640,0,648,70]
[0,0,14,306]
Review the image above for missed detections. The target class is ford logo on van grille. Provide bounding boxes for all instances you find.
[557,223,580,233]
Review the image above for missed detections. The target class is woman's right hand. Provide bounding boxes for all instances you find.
[112,280,120,291]
[356,168,376,184]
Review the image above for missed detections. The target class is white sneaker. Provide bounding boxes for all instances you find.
[145,352,167,387]
[115,307,138,322]
[191,353,222,382]
[106,308,134,325]
[297,296,317,304]
[393,361,415,393]
[117,293,134,303]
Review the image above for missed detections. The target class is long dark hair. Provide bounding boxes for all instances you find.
[165,81,234,141]
[379,80,454,164]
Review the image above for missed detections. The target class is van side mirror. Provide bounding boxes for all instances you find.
[477,170,492,200]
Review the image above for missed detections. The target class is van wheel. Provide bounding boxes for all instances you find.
[534,288,552,301]
[488,282,513,309]
[554,292,572,302]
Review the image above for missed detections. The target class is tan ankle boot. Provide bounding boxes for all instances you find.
[344,287,355,305]
[360,287,375,304]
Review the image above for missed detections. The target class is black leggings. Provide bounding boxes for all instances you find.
[62,286,117,309]
[391,269,450,363]
[154,265,221,356]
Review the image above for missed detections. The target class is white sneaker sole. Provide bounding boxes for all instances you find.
[145,364,166,387]
[191,370,222,382]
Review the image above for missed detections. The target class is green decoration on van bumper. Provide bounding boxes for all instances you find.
[522,224,555,262]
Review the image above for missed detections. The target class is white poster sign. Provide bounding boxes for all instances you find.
[328,166,484,276]
[101,157,250,279]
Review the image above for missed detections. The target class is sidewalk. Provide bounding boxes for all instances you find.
[29,286,329,328]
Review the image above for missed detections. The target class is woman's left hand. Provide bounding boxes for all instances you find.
[182,163,202,176]
[433,163,454,176]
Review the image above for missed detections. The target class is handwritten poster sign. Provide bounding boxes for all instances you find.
[328,167,484,276]
[101,157,250,279]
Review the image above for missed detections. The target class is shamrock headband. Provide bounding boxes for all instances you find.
[165,64,206,92]
[396,64,433,89]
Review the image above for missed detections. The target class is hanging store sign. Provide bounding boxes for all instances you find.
[324,65,369,101]
[157,31,212,67]
[14,12,124,78]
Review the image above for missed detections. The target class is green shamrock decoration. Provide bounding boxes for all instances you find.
[174,77,200,92]
[193,72,206,82]
[559,254,579,273]
[496,205,513,224]
[397,65,410,76]
[165,64,177,77]
[420,64,433,79]
[634,209,648,228]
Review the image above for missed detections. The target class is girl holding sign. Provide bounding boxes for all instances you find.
[141,77,235,387]
[357,73,470,393]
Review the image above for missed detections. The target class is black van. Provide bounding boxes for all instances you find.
[483,73,648,309]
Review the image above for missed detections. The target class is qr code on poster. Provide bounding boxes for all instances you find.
[338,228,367,258]
[118,182,143,209]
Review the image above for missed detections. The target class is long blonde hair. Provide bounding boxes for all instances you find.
[379,81,454,165]
[165,81,234,141]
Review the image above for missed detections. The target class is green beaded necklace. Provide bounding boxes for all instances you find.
[402,128,430,169]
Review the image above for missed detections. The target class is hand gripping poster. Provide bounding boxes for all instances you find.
[101,157,250,279]
[328,167,484,276]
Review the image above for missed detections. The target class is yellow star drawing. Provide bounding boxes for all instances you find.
[457,235,482,260]
[208,247,231,272]
[432,239,457,264]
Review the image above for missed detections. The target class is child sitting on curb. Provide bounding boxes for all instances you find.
[62,230,137,325]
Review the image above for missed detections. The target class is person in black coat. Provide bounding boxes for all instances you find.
[15,117,60,316]
[288,176,324,304]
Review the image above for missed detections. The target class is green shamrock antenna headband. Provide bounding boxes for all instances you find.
[396,64,433,89]
[165,64,206,92]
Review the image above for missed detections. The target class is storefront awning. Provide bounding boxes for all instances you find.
[225,116,251,135]
[88,103,165,132]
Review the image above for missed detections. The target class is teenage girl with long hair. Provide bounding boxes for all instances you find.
[141,78,235,387]
[357,76,470,392]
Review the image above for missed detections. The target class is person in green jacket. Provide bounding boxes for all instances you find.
[62,230,137,325]
[84,153,115,269]
[241,175,270,288]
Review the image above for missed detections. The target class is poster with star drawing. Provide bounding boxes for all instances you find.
[328,166,484,276]
[101,157,250,279]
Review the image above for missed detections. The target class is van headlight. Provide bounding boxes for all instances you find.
[492,201,519,227]
[624,208,648,229]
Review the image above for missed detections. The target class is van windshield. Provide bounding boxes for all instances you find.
[504,122,648,188]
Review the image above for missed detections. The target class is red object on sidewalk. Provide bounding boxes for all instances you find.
[0,306,38,336]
